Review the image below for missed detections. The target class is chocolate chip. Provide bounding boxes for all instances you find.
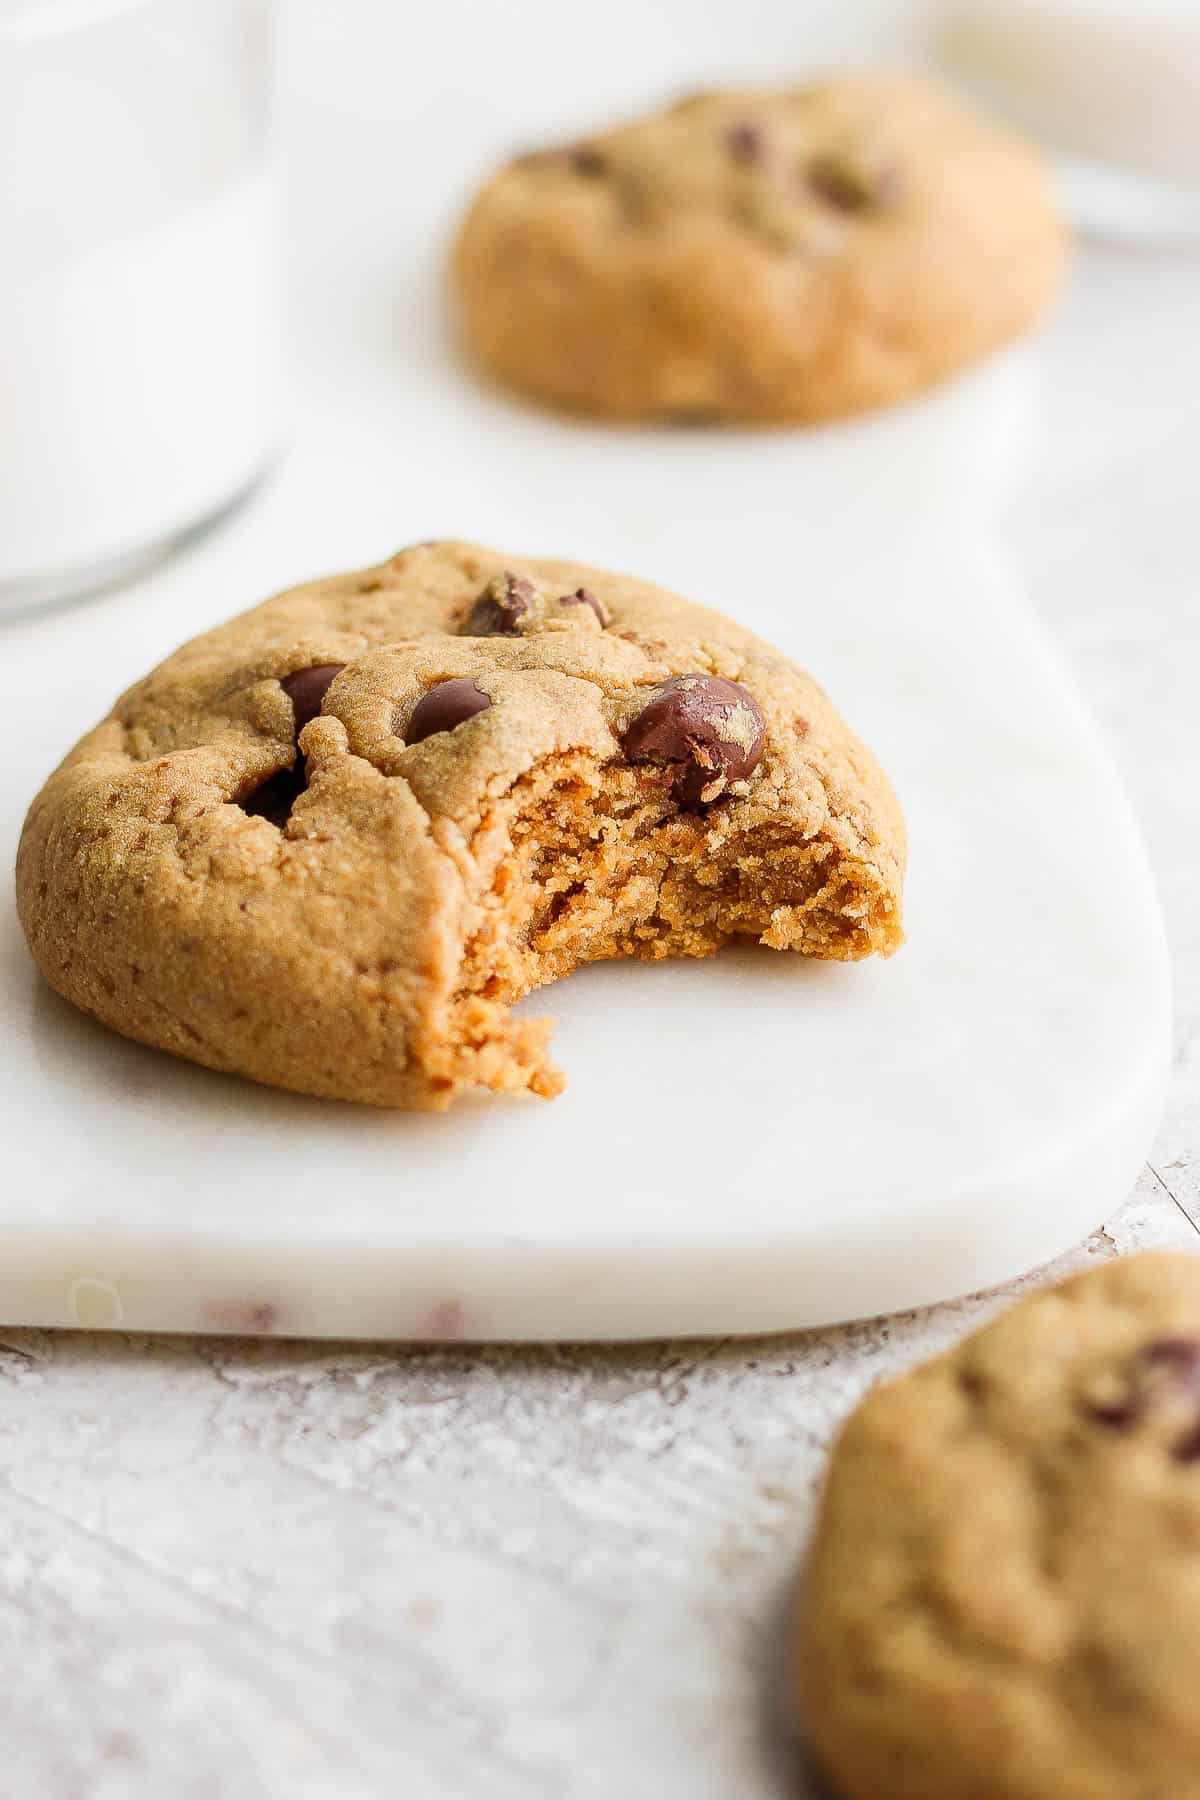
[406,677,492,745]
[239,764,306,828]
[1087,1336,1200,1458]
[247,661,343,824]
[621,673,765,808]
[558,586,609,627]
[463,572,535,637]
[570,145,608,177]
[515,146,609,179]
[281,664,344,734]
[1146,1337,1200,1374]
[1175,1423,1200,1463]
[726,121,765,166]
[807,153,900,213]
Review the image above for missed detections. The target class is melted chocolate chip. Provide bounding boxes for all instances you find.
[463,572,535,637]
[570,145,608,177]
[406,677,492,744]
[807,153,900,213]
[726,121,765,166]
[621,673,765,809]
[249,663,344,826]
[1147,1337,1200,1374]
[558,586,609,627]
[239,764,306,829]
[281,664,344,734]
[1088,1336,1200,1459]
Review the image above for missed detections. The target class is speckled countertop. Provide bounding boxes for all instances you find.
[2,226,1198,1800]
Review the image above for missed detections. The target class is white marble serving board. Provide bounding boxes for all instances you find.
[0,5,1172,1339]
[0,325,1171,1339]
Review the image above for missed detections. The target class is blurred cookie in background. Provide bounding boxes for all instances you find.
[451,72,1067,425]
[796,1251,1200,1800]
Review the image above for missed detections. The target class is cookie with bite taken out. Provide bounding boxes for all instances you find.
[17,541,904,1109]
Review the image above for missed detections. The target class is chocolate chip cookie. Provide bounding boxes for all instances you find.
[17,541,904,1109]
[796,1252,1200,1800]
[452,73,1067,423]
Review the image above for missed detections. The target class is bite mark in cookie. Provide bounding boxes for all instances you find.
[16,540,905,1110]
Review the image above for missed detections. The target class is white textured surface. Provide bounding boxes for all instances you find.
[2,6,1199,1794]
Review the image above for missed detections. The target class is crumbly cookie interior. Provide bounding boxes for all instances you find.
[424,748,899,1104]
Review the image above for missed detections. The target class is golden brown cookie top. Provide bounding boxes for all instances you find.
[504,75,991,253]
[18,541,904,1111]
[106,539,899,839]
[798,1251,1200,1800]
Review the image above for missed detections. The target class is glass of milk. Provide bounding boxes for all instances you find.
[942,0,1200,244]
[0,0,279,614]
